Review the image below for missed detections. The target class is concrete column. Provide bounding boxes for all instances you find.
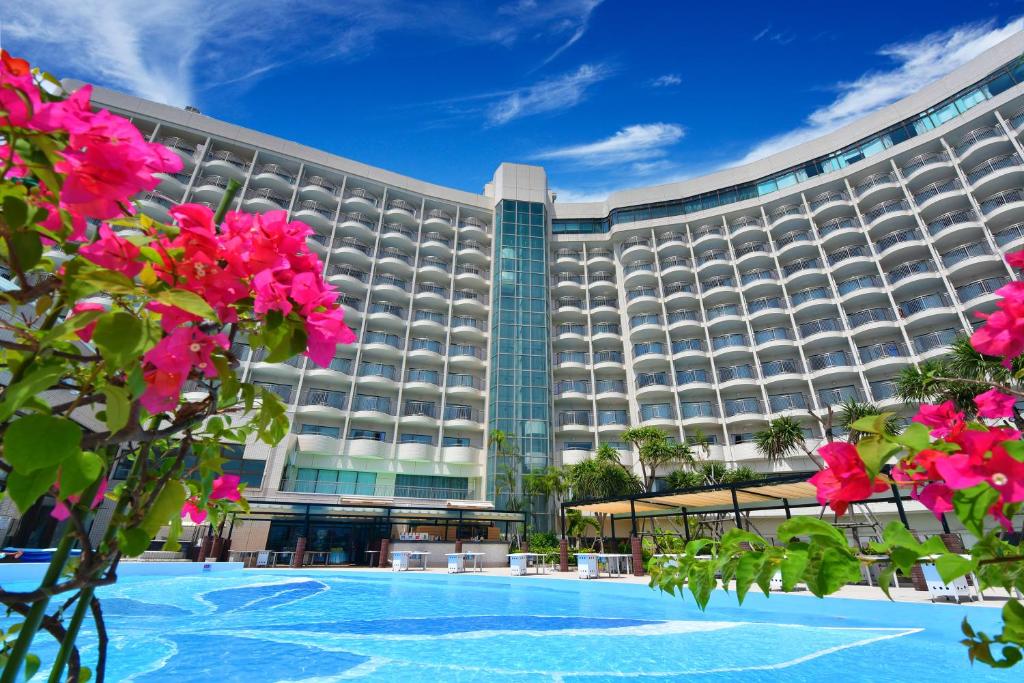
[378,538,389,567]
[291,536,306,568]
[630,535,644,577]
[559,538,569,572]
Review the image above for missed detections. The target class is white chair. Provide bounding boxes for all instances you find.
[769,572,783,591]
[921,563,974,602]
[391,551,410,572]
[577,554,599,579]
[509,554,529,576]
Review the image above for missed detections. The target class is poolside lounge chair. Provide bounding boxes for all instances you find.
[920,563,974,603]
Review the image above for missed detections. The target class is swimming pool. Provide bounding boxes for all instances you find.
[14,569,1017,681]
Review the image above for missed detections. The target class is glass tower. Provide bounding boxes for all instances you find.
[487,200,552,515]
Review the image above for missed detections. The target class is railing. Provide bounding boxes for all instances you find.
[422,232,452,247]
[427,209,453,223]
[443,405,481,421]
[406,369,440,385]
[753,327,791,344]
[557,272,583,284]
[711,334,748,350]
[206,149,250,168]
[344,188,380,206]
[942,241,991,267]
[373,275,410,291]
[870,380,897,401]
[364,332,402,348]
[956,276,1009,302]
[418,259,450,273]
[912,177,962,205]
[898,292,952,317]
[790,286,830,306]
[771,204,805,223]
[327,265,369,282]
[996,222,1024,246]
[329,357,353,374]
[667,310,699,324]
[281,480,478,501]
[672,339,705,353]
[587,248,613,259]
[826,244,869,265]
[967,154,1022,184]
[195,174,229,188]
[381,223,414,239]
[736,242,769,257]
[927,208,978,235]
[630,314,662,328]
[138,192,176,209]
[718,364,755,382]
[403,401,438,418]
[680,402,717,418]
[597,411,629,427]
[800,318,842,341]
[410,338,445,354]
[706,304,739,320]
[589,270,616,282]
[591,296,618,308]
[351,396,395,414]
[818,386,862,406]
[592,322,621,334]
[954,125,1002,156]
[559,411,593,427]
[243,187,290,206]
[460,216,488,229]
[730,216,763,231]
[848,306,896,327]
[807,351,852,371]
[622,237,651,249]
[557,249,582,259]
[452,316,484,330]
[335,237,372,253]
[301,175,340,194]
[338,295,363,311]
[377,247,411,263]
[555,380,591,395]
[454,290,483,303]
[762,359,801,376]
[633,342,667,357]
[980,188,1024,214]
[697,250,728,266]
[595,379,626,393]
[900,151,949,178]
[626,287,657,301]
[783,258,822,276]
[858,341,909,363]
[659,232,686,245]
[748,296,785,313]
[887,260,935,284]
[368,303,405,318]
[358,363,398,381]
[776,230,812,247]
[387,198,418,216]
[664,282,696,296]
[676,369,710,384]
[636,372,671,388]
[414,310,448,325]
[769,393,807,412]
[449,344,484,359]
[702,276,736,290]
[253,382,294,402]
[339,212,376,228]
[854,172,896,196]
[694,225,725,239]
[557,297,584,309]
[158,136,196,154]
[640,405,676,421]
[810,190,849,211]
[593,350,625,364]
[624,262,654,276]
[862,198,911,223]
[913,328,960,353]
[724,398,763,416]
[817,216,859,237]
[299,389,348,410]
[447,374,484,390]
[837,275,883,296]
[876,228,923,252]
[295,200,334,219]
[255,163,296,183]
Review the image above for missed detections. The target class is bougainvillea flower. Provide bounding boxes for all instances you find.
[78,224,144,277]
[50,478,108,521]
[70,301,106,342]
[808,442,888,516]
[914,482,954,519]
[181,499,207,524]
[912,401,964,438]
[211,474,242,502]
[974,388,1017,420]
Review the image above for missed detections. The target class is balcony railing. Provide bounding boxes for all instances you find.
[776,230,812,247]
[876,228,923,252]
[403,401,438,418]
[807,351,853,371]
[783,258,822,276]
[995,222,1024,246]
[717,364,756,382]
[377,247,411,263]
[447,374,484,390]
[555,380,592,395]
[818,386,863,406]
[809,190,849,211]
[941,242,992,267]
[848,306,896,327]
[927,208,978,235]
[706,304,740,320]
[358,363,398,381]
[344,188,380,206]
[913,328,959,353]
[771,204,805,223]
[980,188,1024,214]
[887,260,935,284]
[301,175,340,194]
[595,379,626,393]
[449,344,484,359]
[636,372,671,388]
[443,405,480,421]
[676,369,710,385]
[899,151,948,178]
[730,216,763,232]
[406,369,440,385]
[858,341,909,364]
[680,402,717,418]
[817,216,859,237]
[554,352,589,366]
[954,125,1002,156]
[299,389,348,410]
[826,244,869,266]
[559,411,593,427]
[912,178,962,205]
[282,480,478,501]
[352,396,395,414]
[862,198,911,224]
[957,276,1009,302]
[898,292,952,317]
[748,296,785,313]
[768,393,807,412]
[967,154,1022,184]
[762,359,801,376]
[724,398,763,416]
[854,172,896,196]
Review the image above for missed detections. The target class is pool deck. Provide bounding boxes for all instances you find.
[268,565,1015,608]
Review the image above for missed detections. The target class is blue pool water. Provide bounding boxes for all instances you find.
[12,569,1019,681]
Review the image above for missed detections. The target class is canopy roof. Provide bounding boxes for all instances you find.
[564,473,825,517]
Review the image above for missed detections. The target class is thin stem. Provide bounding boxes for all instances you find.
[213,180,241,225]
[90,596,108,683]
[47,586,94,683]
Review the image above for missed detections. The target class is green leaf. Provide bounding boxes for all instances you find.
[0,357,65,421]
[877,565,897,600]
[803,546,861,597]
[120,527,151,557]
[684,538,714,557]
[687,561,717,609]
[3,195,29,229]
[24,653,40,680]
[10,231,42,271]
[850,412,894,435]
[58,451,103,498]
[881,520,921,550]
[41,308,103,344]
[75,265,138,296]
[935,553,976,585]
[1001,598,1024,644]
[896,422,931,453]
[103,385,131,433]
[779,547,808,591]
[856,435,901,479]
[153,289,216,320]
[4,414,81,473]
[6,466,58,513]
[163,515,183,552]
[92,312,143,366]
[734,552,764,604]
[777,517,848,547]
[140,480,187,537]
[953,484,1001,538]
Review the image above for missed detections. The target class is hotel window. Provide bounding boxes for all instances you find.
[442,436,471,447]
[299,424,340,439]
[400,433,434,445]
[349,428,387,442]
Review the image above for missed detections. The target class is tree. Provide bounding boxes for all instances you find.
[0,55,356,682]
[565,509,601,549]
[620,426,694,491]
[836,398,902,442]
[564,447,641,551]
[753,417,822,469]
[524,465,567,535]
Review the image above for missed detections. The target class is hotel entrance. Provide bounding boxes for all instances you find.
[266,519,389,565]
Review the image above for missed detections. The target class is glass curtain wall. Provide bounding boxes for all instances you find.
[487,200,552,525]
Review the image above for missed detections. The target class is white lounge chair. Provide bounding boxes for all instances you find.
[769,572,783,591]
[920,563,974,603]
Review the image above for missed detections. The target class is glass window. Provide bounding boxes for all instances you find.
[349,428,387,441]
[300,424,340,439]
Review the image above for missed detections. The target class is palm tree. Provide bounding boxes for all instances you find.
[524,466,568,535]
[753,416,823,470]
[621,426,694,492]
[836,398,902,442]
[564,449,641,551]
[565,509,601,549]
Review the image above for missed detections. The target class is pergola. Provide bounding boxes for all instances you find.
[561,472,917,541]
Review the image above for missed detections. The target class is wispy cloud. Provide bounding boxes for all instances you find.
[533,123,684,166]
[738,18,1024,164]
[650,74,682,88]
[495,0,604,66]
[487,64,611,125]
[753,24,795,45]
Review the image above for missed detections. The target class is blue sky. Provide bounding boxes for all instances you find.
[5,1,1024,201]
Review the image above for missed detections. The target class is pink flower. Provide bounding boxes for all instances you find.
[974,388,1017,420]
[912,401,964,438]
[78,224,143,278]
[971,281,1024,366]
[211,474,241,502]
[51,478,108,521]
[808,442,889,516]
[70,301,105,342]
[139,327,228,412]
[1007,250,1024,269]
[915,482,954,519]
[181,499,207,524]
[986,450,1024,504]
[305,309,357,367]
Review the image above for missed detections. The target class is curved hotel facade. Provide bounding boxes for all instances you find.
[80,33,1024,514]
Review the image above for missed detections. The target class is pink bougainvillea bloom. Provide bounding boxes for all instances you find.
[808,442,888,516]
[974,388,1017,419]
[305,309,357,367]
[971,281,1024,366]
[70,301,105,342]
[50,478,108,521]
[911,401,964,438]
[210,474,242,502]
[78,224,144,278]
[1007,250,1024,269]
[181,499,207,524]
[914,482,955,519]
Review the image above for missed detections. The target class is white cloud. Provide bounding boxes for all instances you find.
[533,123,684,166]
[651,74,682,88]
[496,0,604,66]
[487,64,611,125]
[738,18,1024,164]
